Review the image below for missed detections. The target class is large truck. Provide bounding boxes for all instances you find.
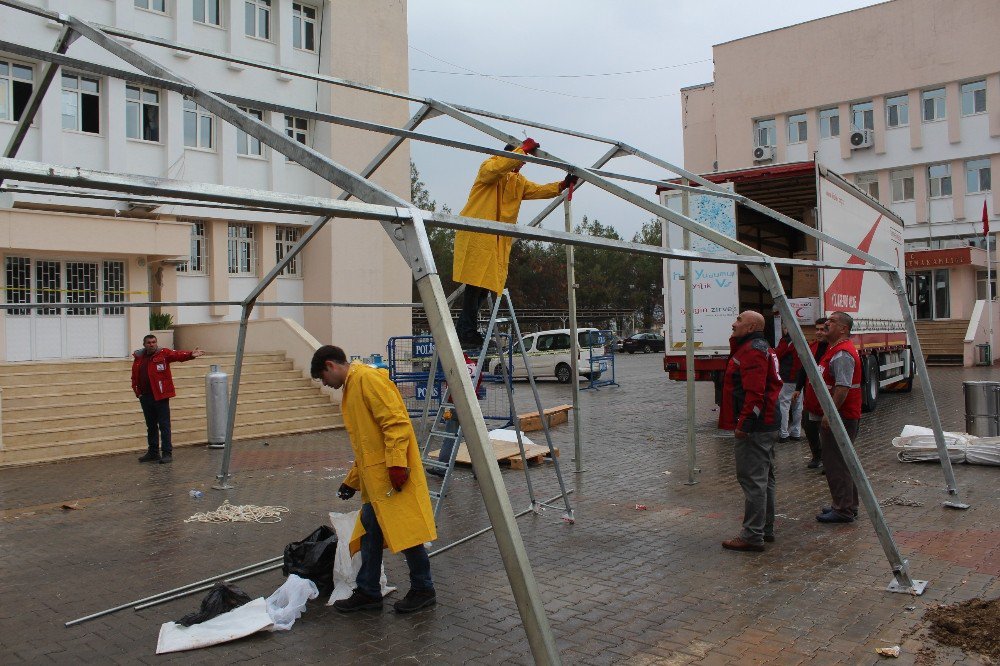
[658,161,913,412]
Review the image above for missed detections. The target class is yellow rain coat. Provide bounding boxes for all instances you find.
[453,147,563,294]
[341,362,437,555]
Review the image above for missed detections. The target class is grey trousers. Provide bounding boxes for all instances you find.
[734,430,778,544]
[777,382,803,438]
[819,418,860,516]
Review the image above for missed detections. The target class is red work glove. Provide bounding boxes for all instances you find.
[559,174,579,192]
[520,138,540,155]
[387,466,409,491]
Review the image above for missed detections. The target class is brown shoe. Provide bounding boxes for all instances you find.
[722,536,765,552]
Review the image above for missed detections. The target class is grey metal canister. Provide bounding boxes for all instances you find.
[206,364,229,448]
[963,380,1000,437]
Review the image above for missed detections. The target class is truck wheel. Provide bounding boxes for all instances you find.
[861,355,879,412]
[555,363,572,384]
[493,363,504,377]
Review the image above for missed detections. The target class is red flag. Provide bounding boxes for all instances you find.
[984,200,990,237]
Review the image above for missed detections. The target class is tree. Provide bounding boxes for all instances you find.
[629,218,664,329]
[410,161,455,291]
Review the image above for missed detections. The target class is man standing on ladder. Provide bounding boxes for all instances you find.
[311,345,438,613]
[719,311,782,553]
[453,138,577,348]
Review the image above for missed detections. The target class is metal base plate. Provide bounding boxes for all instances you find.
[886,578,928,595]
[208,443,225,449]
[943,501,970,510]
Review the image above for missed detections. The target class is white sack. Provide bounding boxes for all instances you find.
[327,511,395,604]
[156,597,272,654]
[490,428,536,446]
[266,574,318,631]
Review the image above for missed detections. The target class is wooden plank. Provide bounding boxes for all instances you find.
[430,436,558,468]
[517,404,572,432]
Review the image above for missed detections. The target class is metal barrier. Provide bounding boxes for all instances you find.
[582,329,619,390]
[387,335,514,427]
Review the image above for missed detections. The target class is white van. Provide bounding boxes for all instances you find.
[491,328,604,383]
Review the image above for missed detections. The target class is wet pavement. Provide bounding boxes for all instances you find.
[1,354,997,664]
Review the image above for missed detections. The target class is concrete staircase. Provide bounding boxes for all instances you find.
[914,320,969,366]
[0,352,343,467]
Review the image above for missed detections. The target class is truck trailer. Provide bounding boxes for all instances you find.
[658,161,913,413]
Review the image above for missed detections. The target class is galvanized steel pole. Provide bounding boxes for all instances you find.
[564,186,584,473]
[682,182,698,485]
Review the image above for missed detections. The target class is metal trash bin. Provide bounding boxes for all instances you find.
[206,364,229,448]
[963,380,1000,437]
[976,343,992,366]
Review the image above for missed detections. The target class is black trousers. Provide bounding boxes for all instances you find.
[803,416,822,460]
[456,285,489,340]
[139,394,172,456]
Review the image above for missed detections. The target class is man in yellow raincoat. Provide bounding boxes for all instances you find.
[453,137,578,347]
[311,345,438,614]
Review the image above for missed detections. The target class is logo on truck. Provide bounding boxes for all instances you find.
[823,215,881,313]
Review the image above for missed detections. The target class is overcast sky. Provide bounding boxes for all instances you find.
[407,0,886,239]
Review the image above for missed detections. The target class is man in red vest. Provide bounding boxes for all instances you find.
[719,310,783,552]
[803,311,862,523]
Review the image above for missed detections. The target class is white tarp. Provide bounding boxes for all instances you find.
[893,425,1000,465]
[156,597,273,655]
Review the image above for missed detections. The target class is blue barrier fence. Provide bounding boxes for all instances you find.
[582,329,619,390]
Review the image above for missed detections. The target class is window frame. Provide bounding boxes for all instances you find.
[921,88,946,122]
[134,0,167,14]
[236,106,265,157]
[976,269,997,301]
[818,107,839,138]
[193,0,223,26]
[855,172,880,202]
[885,94,909,128]
[292,3,318,52]
[275,226,303,277]
[966,158,992,194]
[244,0,272,41]
[890,168,915,203]
[183,98,215,151]
[227,223,257,276]
[176,220,208,275]
[753,118,775,148]
[61,72,101,135]
[0,58,35,123]
[786,113,807,144]
[850,101,874,131]
[961,80,987,116]
[927,163,952,199]
[125,84,161,143]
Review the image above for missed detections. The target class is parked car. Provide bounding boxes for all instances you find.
[622,332,665,354]
[490,328,603,383]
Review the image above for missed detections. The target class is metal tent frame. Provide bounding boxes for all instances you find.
[0,2,970,662]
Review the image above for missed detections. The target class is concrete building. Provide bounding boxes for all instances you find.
[0,0,412,363]
[0,0,412,465]
[680,0,1000,364]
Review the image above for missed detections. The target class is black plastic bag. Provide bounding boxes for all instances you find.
[176,582,253,627]
[282,525,338,597]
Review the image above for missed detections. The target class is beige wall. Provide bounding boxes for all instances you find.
[692,0,1000,171]
[303,0,413,359]
[681,84,717,173]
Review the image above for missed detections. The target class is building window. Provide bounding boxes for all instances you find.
[276,226,302,276]
[886,94,908,128]
[183,98,214,149]
[977,270,997,300]
[228,223,256,275]
[125,85,160,142]
[786,113,807,144]
[922,88,946,122]
[66,262,99,316]
[850,101,873,130]
[966,158,992,193]
[927,163,952,198]
[753,118,775,147]
[61,72,100,134]
[818,107,839,138]
[103,261,125,316]
[245,0,271,40]
[176,220,207,274]
[4,256,30,316]
[292,3,317,51]
[236,107,264,156]
[961,80,987,116]
[135,0,166,13]
[194,0,221,25]
[890,169,914,203]
[855,172,879,201]
[284,115,309,145]
[0,60,34,122]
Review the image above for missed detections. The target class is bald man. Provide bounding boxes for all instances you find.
[719,310,782,552]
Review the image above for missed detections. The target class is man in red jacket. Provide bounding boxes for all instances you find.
[131,334,204,464]
[804,311,862,523]
[719,310,782,552]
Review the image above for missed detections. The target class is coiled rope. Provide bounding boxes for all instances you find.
[184,500,289,524]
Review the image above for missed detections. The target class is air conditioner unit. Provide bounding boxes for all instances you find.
[752,145,774,161]
[849,129,874,149]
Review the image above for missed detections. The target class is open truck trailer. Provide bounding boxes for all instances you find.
[657,161,913,413]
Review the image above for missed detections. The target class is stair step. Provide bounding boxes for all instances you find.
[0,362,297,390]
[1,373,313,399]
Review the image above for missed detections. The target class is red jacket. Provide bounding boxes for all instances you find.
[131,348,196,400]
[802,338,862,420]
[775,335,801,383]
[719,332,782,432]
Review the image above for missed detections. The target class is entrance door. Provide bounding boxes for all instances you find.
[912,269,950,320]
